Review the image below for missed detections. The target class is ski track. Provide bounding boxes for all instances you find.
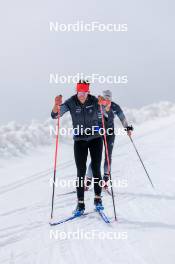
[0,159,74,196]
[0,116,175,263]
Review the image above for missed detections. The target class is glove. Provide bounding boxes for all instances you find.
[125,125,134,131]
[52,95,62,113]
[55,95,62,106]
[125,125,134,137]
[98,95,105,105]
[98,96,111,106]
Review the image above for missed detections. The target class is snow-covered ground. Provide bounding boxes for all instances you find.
[0,102,175,264]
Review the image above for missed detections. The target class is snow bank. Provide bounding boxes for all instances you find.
[0,120,53,158]
[124,101,175,124]
[0,101,175,158]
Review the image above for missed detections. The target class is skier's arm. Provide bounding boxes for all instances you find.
[51,104,69,119]
[114,103,133,136]
[114,104,128,128]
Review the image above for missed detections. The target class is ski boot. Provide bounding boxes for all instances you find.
[73,201,85,216]
[94,197,104,211]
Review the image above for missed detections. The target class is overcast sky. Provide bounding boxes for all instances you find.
[0,0,175,124]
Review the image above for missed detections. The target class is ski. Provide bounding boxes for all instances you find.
[50,215,77,226]
[49,212,90,226]
[57,188,93,197]
[49,209,111,226]
[57,190,76,197]
[96,209,111,223]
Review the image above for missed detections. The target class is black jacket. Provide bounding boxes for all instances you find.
[51,94,105,141]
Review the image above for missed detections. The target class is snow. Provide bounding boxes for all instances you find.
[0,102,175,263]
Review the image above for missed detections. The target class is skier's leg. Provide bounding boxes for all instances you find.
[89,137,103,197]
[104,134,115,176]
[84,162,93,190]
[74,140,88,202]
[86,162,93,178]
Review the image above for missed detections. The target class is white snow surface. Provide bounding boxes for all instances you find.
[0,101,175,263]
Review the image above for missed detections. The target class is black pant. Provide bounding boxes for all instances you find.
[74,137,103,201]
[104,133,115,175]
[87,133,115,177]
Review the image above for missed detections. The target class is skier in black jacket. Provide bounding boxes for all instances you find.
[51,80,107,216]
[85,90,133,189]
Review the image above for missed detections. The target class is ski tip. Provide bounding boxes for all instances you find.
[49,221,55,226]
[49,219,57,226]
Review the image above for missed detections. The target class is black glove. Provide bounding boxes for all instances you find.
[125,125,134,131]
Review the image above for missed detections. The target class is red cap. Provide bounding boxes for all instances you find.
[76,83,90,93]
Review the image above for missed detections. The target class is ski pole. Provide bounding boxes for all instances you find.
[50,106,61,220]
[100,105,117,221]
[128,135,155,189]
